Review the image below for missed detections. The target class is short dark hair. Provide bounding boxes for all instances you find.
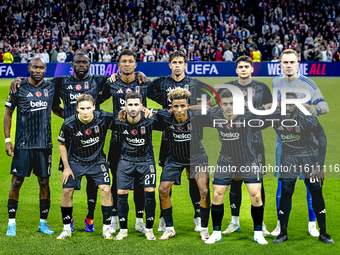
[73,51,89,62]
[169,50,187,63]
[235,55,253,67]
[219,89,233,99]
[126,92,143,102]
[76,94,95,107]
[118,49,137,62]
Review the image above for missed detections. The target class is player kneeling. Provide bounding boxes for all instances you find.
[56,94,113,240]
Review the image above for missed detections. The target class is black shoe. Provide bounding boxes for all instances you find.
[319,233,335,244]
[272,233,288,244]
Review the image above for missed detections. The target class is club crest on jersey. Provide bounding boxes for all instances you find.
[252,89,255,97]
[94,126,99,133]
[286,127,293,131]
[187,123,192,130]
[135,86,140,93]
[44,89,48,97]
[242,91,247,96]
[85,129,91,135]
[131,129,138,135]
[84,82,89,89]
[126,88,132,94]
[36,91,41,97]
[76,84,82,90]
[184,85,189,91]
[226,124,232,130]
[150,165,155,173]
[141,126,145,134]
[101,164,107,172]
[296,126,300,132]
[177,126,184,131]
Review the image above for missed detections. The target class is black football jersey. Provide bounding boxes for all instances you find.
[5,79,56,149]
[100,76,151,116]
[112,113,164,160]
[52,75,108,119]
[155,109,208,162]
[207,107,258,164]
[217,79,272,144]
[264,109,327,166]
[58,111,113,164]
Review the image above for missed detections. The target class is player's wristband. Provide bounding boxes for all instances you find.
[5,138,11,143]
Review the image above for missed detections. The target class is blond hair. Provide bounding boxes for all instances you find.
[167,87,191,102]
[76,94,95,107]
[280,49,298,60]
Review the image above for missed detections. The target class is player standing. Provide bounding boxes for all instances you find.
[155,88,211,241]
[263,93,333,244]
[113,92,163,241]
[4,57,60,236]
[100,49,152,234]
[56,95,113,240]
[271,49,329,237]
[210,56,272,235]
[204,89,269,245]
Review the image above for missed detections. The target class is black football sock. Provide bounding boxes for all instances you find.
[251,205,264,231]
[134,181,145,219]
[230,179,242,216]
[102,205,113,226]
[111,174,118,217]
[280,180,296,235]
[211,204,224,231]
[261,179,265,207]
[145,191,156,229]
[159,189,172,218]
[39,199,50,220]
[8,199,18,220]
[306,180,326,235]
[86,176,97,220]
[162,207,173,227]
[189,178,201,218]
[118,194,129,229]
[200,206,210,228]
[61,206,73,225]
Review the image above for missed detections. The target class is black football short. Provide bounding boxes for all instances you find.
[160,155,209,185]
[158,132,169,167]
[279,154,319,180]
[212,157,262,186]
[63,159,110,190]
[11,148,52,178]
[117,158,156,190]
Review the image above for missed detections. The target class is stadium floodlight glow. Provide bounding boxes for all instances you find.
[201,84,312,116]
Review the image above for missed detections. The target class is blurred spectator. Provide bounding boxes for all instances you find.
[41,49,50,63]
[57,48,67,63]
[0,49,4,62]
[194,50,201,61]
[66,47,74,63]
[3,51,13,63]
[223,48,233,62]
[50,47,58,63]
[102,50,111,62]
[20,50,28,63]
[13,49,21,63]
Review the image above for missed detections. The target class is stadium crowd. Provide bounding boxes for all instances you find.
[1,0,340,63]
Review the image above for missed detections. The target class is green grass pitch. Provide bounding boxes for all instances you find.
[0,77,339,254]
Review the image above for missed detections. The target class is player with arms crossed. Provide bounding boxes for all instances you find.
[261,93,333,244]
[113,92,164,241]
[204,89,271,245]
[4,57,61,236]
[154,87,211,241]
[271,49,329,237]
[209,56,272,235]
[100,49,152,234]
[56,94,113,240]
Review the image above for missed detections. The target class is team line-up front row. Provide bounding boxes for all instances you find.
[3,50,334,245]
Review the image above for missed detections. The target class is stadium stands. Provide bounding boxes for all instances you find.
[0,0,339,62]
